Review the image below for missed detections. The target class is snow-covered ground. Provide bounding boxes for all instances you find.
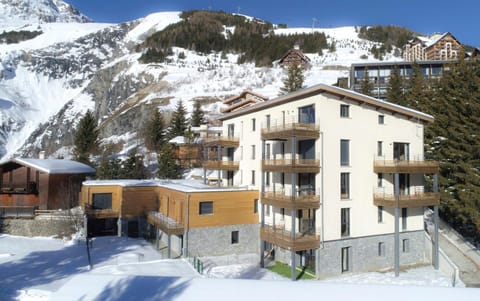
[0,234,472,301]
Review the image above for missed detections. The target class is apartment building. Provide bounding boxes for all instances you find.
[404,32,462,61]
[209,84,440,279]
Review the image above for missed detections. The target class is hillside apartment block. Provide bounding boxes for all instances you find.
[206,83,440,280]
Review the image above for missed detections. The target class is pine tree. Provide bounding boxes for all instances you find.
[73,110,99,165]
[157,144,181,179]
[121,149,147,179]
[386,66,404,105]
[144,108,165,152]
[280,62,305,95]
[190,100,205,127]
[405,62,428,110]
[167,100,188,139]
[359,68,374,97]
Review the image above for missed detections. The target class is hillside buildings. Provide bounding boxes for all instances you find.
[403,32,462,61]
[209,84,439,279]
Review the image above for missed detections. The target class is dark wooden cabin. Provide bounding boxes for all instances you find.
[0,158,95,217]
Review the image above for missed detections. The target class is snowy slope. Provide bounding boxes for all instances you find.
[0,8,404,160]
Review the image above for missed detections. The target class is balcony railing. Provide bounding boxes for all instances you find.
[203,136,240,147]
[260,224,320,251]
[0,206,36,218]
[84,207,119,219]
[203,160,239,171]
[373,159,439,174]
[261,190,320,209]
[262,159,320,173]
[147,211,184,235]
[261,122,319,140]
[373,192,440,208]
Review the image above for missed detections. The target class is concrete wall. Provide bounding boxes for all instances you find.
[187,224,259,257]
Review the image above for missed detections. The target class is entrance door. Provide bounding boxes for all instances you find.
[394,174,410,195]
[393,143,409,160]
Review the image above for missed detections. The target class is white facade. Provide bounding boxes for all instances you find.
[209,84,438,277]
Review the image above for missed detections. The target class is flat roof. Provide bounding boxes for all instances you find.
[3,158,96,174]
[351,59,456,68]
[83,179,254,193]
[219,83,434,123]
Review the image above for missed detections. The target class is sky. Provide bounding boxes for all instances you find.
[65,0,479,47]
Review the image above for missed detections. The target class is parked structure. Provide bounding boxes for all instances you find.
[210,83,439,280]
[0,158,95,218]
[80,179,259,258]
[403,32,462,61]
[349,60,451,99]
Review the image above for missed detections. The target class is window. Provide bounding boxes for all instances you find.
[402,208,407,230]
[227,124,235,137]
[265,172,270,186]
[402,239,410,253]
[341,173,350,199]
[377,173,383,188]
[340,104,349,118]
[251,145,256,160]
[266,144,271,160]
[252,118,256,131]
[265,205,270,216]
[231,231,239,244]
[341,208,350,237]
[341,247,350,272]
[266,114,271,128]
[92,193,112,210]
[340,140,350,166]
[251,170,255,185]
[377,141,383,157]
[378,242,385,257]
[378,206,383,223]
[254,199,258,214]
[280,208,285,220]
[281,173,285,187]
[298,105,315,123]
[199,201,213,215]
[378,115,385,124]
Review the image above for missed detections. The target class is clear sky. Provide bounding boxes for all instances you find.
[65,0,478,47]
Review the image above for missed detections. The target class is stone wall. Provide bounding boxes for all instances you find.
[1,218,76,238]
[187,224,259,257]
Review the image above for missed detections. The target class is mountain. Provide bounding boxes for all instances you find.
[0,0,90,25]
[0,7,405,161]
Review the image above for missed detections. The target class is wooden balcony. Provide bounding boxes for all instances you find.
[85,207,119,219]
[203,160,239,171]
[147,211,184,236]
[373,160,439,174]
[261,191,320,210]
[203,136,239,147]
[261,123,319,140]
[260,224,320,251]
[373,192,440,208]
[262,159,320,173]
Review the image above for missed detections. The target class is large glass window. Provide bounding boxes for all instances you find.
[341,247,351,272]
[227,124,235,137]
[340,140,349,166]
[341,173,350,199]
[92,193,112,210]
[298,105,315,124]
[252,118,256,131]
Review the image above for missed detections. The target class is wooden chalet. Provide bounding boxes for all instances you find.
[221,90,269,113]
[278,45,311,68]
[404,32,463,61]
[0,158,95,218]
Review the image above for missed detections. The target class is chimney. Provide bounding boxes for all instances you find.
[39,151,45,160]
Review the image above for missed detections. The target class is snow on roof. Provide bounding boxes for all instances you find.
[13,158,95,174]
[83,178,252,193]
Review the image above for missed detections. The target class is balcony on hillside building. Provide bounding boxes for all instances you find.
[203,160,239,171]
[373,158,439,174]
[261,122,320,140]
[147,211,185,236]
[203,136,240,148]
[260,224,320,251]
[373,192,440,208]
[262,158,320,173]
[261,189,320,210]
